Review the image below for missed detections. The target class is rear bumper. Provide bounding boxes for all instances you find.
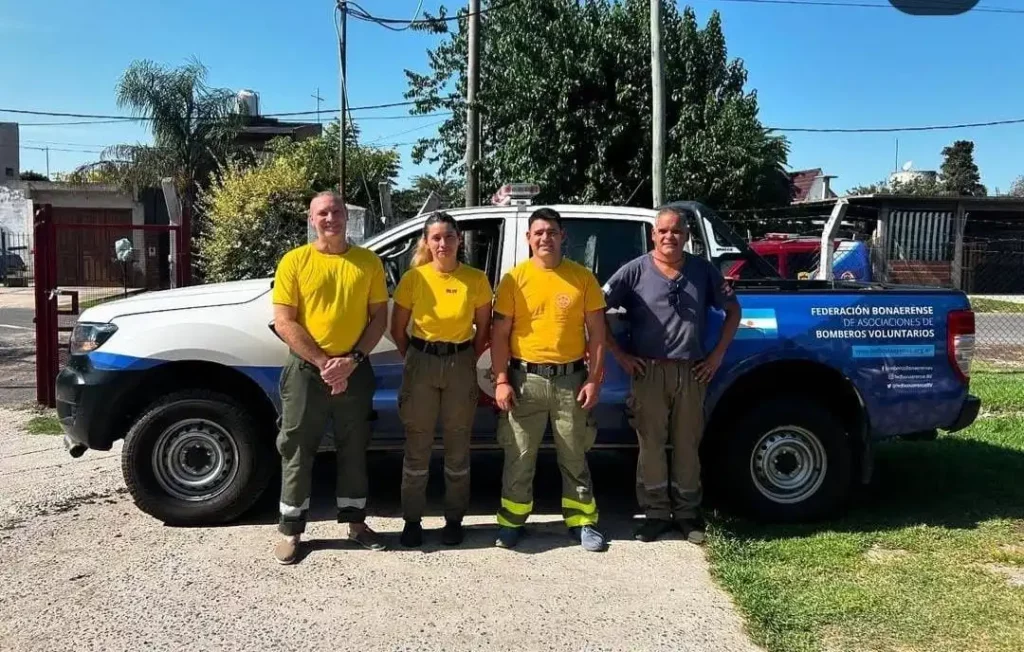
[944,394,981,433]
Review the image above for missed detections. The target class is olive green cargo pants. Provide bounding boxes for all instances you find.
[276,353,376,536]
[496,367,599,529]
[397,345,479,523]
[626,359,707,521]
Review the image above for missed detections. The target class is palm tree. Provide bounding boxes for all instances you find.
[101,57,243,236]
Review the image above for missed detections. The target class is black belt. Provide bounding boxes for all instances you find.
[410,336,472,356]
[510,357,586,377]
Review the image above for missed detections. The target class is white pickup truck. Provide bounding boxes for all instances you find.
[56,189,980,528]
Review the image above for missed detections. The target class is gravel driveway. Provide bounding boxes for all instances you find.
[0,407,762,652]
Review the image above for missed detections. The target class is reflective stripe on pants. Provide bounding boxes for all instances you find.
[496,367,599,528]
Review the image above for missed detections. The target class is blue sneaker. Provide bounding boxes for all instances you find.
[574,525,607,552]
[495,526,522,549]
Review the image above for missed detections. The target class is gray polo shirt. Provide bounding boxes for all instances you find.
[603,252,737,360]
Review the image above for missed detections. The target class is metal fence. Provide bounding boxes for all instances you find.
[1,231,32,287]
[30,201,184,406]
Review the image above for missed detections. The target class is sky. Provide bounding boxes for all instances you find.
[2,0,1022,197]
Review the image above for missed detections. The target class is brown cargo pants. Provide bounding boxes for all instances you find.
[626,359,707,521]
[276,352,376,536]
[397,345,479,523]
[496,367,599,529]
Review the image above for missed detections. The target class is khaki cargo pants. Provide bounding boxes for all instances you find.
[626,359,707,521]
[276,353,376,536]
[496,367,599,529]
[397,345,479,523]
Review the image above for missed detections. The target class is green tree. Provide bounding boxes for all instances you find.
[390,173,465,221]
[1008,176,1024,197]
[197,156,312,283]
[18,170,49,181]
[404,0,790,209]
[846,175,943,197]
[939,140,986,196]
[197,121,401,281]
[265,119,400,216]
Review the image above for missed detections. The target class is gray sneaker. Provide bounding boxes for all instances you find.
[574,525,607,552]
[348,524,387,551]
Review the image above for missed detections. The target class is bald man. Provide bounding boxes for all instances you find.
[270,191,389,563]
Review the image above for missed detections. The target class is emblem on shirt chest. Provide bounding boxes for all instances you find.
[445,288,459,295]
[555,293,572,310]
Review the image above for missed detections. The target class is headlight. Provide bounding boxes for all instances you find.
[69,322,118,354]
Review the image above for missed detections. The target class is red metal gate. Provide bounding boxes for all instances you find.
[33,203,187,407]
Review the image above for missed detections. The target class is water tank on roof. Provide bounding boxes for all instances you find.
[235,89,260,117]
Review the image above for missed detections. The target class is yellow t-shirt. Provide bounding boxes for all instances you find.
[271,243,388,356]
[393,263,493,343]
[493,258,606,364]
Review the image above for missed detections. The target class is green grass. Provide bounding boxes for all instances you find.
[971,371,1024,414]
[26,414,63,435]
[970,298,1024,314]
[707,372,1024,652]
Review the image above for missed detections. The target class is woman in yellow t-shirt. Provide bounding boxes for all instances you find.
[389,211,493,548]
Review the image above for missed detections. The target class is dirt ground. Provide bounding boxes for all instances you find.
[0,407,762,652]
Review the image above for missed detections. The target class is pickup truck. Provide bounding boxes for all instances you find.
[55,195,981,527]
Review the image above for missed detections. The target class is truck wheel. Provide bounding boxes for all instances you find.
[724,397,852,523]
[121,390,273,526]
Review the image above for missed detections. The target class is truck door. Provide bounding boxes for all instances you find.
[372,212,516,444]
[555,215,654,443]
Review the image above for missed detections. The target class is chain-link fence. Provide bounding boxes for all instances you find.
[719,206,1024,374]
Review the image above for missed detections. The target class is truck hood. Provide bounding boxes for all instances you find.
[79,278,273,323]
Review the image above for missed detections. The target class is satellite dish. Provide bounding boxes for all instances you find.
[902,161,913,172]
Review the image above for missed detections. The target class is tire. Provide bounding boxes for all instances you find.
[121,390,274,526]
[722,397,852,523]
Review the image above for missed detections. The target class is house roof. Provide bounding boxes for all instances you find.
[790,168,824,202]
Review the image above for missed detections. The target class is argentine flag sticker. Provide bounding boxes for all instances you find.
[735,308,779,340]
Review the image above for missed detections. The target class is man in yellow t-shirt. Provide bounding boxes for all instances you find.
[490,207,609,552]
[270,191,389,564]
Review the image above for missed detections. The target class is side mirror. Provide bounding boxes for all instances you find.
[268,320,282,342]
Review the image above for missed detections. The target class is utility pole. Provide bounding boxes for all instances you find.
[312,87,324,124]
[650,0,665,208]
[45,147,50,179]
[338,1,348,199]
[464,0,481,207]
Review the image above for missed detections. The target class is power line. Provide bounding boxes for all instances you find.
[346,0,521,27]
[703,0,1024,14]
[0,98,450,122]
[773,116,1024,133]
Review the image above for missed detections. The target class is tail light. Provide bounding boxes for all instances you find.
[947,309,975,384]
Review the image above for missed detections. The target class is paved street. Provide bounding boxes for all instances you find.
[0,307,35,406]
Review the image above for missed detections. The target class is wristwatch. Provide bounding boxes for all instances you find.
[348,349,367,364]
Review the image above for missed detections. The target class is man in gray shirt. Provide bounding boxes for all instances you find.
[603,206,740,543]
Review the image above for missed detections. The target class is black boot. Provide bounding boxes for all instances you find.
[400,520,423,548]
[442,519,464,546]
[634,518,673,542]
